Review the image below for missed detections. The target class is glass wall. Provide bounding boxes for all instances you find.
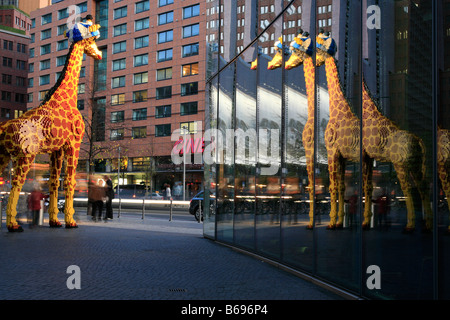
[204,0,447,299]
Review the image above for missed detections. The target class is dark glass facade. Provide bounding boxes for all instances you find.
[204,0,450,299]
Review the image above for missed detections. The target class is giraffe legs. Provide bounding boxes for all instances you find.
[394,165,416,232]
[62,145,79,228]
[48,150,64,227]
[336,157,346,228]
[306,158,314,229]
[6,155,35,232]
[362,156,374,229]
[439,163,450,233]
[327,155,339,229]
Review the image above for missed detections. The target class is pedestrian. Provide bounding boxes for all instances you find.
[104,175,114,221]
[165,183,172,200]
[28,184,47,227]
[90,180,105,222]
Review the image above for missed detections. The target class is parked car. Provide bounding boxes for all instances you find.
[149,192,163,200]
[189,191,204,222]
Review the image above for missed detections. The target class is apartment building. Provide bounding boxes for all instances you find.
[27,0,206,197]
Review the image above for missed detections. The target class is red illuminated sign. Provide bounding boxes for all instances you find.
[172,137,204,155]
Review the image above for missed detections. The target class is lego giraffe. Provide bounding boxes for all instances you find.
[316,36,373,229]
[362,82,432,232]
[438,127,450,233]
[284,35,316,229]
[0,27,102,232]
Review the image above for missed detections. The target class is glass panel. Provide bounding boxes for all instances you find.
[439,0,450,299]
[314,0,362,293]
[362,1,434,299]
[281,0,314,272]
[255,0,284,260]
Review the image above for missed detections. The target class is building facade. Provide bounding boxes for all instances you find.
[204,0,450,299]
[0,4,30,123]
[27,0,206,197]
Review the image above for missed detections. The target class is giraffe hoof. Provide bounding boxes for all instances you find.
[65,223,78,229]
[49,221,62,228]
[335,223,343,229]
[362,223,371,230]
[326,224,336,230]
[8,225,24,232]
[306,224,314,230]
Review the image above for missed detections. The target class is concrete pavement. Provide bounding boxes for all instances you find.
[0,209,344,303]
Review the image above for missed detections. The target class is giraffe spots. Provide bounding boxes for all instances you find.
[59,109,66,118]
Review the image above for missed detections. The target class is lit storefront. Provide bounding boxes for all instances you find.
[204,0,450,299]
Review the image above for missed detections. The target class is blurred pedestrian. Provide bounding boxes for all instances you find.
[90,180,105,222]
[165,183,172,200]
[104,175,114,221]
[28,184,47,227]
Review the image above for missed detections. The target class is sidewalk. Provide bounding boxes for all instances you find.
[0,211,343,301]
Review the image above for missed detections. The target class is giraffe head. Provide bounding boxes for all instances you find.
[81,36,102,60]
[285,32,313,70]
[267,37,284,70]
[315,32,337,67]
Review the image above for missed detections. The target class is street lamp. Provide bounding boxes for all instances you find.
[182,125,188,201]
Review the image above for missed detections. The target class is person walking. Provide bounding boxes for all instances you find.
[165,183,172,200]
[90,181,105,222]
[104,175,114,221]
[28,184,47,227]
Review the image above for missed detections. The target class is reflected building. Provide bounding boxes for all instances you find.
[204,0,450,300]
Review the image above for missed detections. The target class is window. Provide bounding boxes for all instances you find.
[159,0,173,7]
[157,48,173,62]
[182,63,199,77]
[112,76,126,88]
[134,35,148,49]
[134,54,148,67]
[158,30,173,44]
[155,105,171,118]
[114,6,127,19]
[111,93,125,105]
[135,0,149,13]
[155,124,171,137]
[78,2,87,13]
[158,11,173,25]
[30,33,35,43]
[80,67,85,78]
[183,24,199,38]
[180,102,198,115]
[132,108,147,120]
[2,74,11,84]
[41,13,52,25]
[29,63,34,72]
[39,75,50,86]
[112,58,126,71]
[16,60,26,70]
[113,41,127,53]
[28,78,34,88]
[182,43,199,57]
[111,128,124,141]
[56,55,66,67]
[1,91,11,101]
[135,17,149,31]
[57,39,68,51]
[77,100,84,110]
[132,127,147,139]
[181,82,198,96]
[111,111,124,123]
[16,76,26,87]
[183,4,200,19]
[156,86,172,100]
[57,24,66,35]
[2,57,12,68]
[41,28,51,40]
[40,59,50,70]
[3,40,12,50]
[78,83,85,94]
[133,90,147,102]
[157,67,172,81]
[41,44,51,55]
[29,48,35,58]
[58,8,68,20]
[39,90,49,101]
[113,23,127,36]
[133,72,148,85]
[180,121,197,134]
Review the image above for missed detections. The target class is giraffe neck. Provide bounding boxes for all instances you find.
[42,42,84,109]
[362,82,382,120]
[303,57,315,120]
[325,57,353,116]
